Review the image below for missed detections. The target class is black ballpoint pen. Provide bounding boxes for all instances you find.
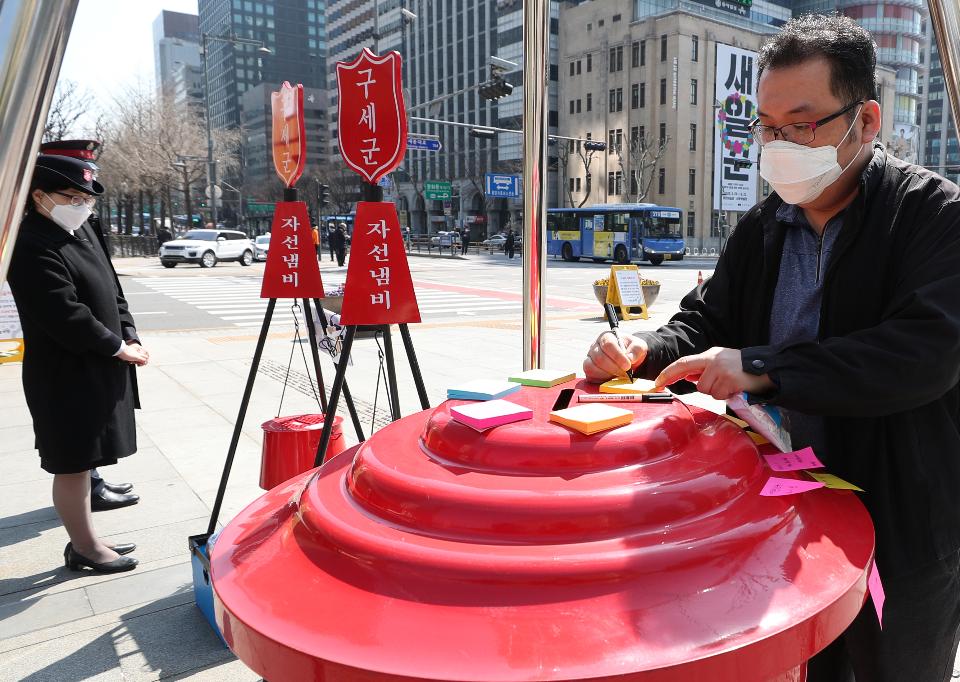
[604,303,635,381]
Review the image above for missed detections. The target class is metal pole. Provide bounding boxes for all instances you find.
[373,0,380,53]
[0,0,80,285]
[521,0,550,370]
[201,33,218,228]
[928,0,960,140]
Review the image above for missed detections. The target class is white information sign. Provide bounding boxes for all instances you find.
[614,269,643,307]
[713,43,759,211]
[0,284,21,341]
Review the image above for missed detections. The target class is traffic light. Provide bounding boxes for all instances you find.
[583,141,607,152]
[318,183,331,208]
[469,128,497,140]
[478,76,513,101]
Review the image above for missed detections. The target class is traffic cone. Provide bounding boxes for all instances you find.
[697,270,704,286]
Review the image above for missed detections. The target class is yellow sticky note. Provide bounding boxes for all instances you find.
[550,403,633,435]
[746,430,770,445]
[722,414,750,429]
[600,377,659,394]
[807,472,864,492]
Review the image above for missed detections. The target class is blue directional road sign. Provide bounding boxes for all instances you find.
[485,173,521,198]
[407,136,442,152]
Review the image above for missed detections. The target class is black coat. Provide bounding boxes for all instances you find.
[8,211,140,474]
[636,145,960,578]
[330,229,346,252]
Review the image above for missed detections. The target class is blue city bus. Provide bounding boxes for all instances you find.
[546,204,684,265]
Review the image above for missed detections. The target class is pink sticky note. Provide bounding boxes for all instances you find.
[868,562,885,629]
[763,446,825,472]
[450,399,533,432]
[759,477,826,496]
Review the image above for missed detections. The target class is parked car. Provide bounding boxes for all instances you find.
[254,234,270,262]
[159,229,254,268]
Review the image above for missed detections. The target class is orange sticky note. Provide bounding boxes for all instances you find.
[550,403,633,435]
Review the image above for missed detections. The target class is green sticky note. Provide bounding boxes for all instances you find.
[807,472,864,492]
[507,369,576,388]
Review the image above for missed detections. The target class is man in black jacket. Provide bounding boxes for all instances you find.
[585,15,960,681]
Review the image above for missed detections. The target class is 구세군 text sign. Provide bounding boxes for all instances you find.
[336,48,408,185]
[271,82,306,188]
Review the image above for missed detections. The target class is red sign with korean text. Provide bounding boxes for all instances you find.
[260,202,324,299]
[336,48,407,184]
[339,202,420,325]
[271,82,306,188]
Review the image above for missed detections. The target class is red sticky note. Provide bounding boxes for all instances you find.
[763,446,824,472]
[759,477,826,496]
[869,562,885,629]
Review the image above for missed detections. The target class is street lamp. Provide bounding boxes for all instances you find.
[200,31,272,228]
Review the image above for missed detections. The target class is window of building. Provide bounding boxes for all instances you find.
[569,178,576,193]
[639,83,645,108]
[570,100,575,114]
[576,99,582,113]
[660,78,667,105]
[658,168,666,194]
[576,177,582,191]
[609,88,623,112]
[661,34,667,62]
[599,19,605,26]
[659,122,666,142]
[613,13,622,21]
[689,168,696,194]
[690,79,698,105]
[608,171,616,195]
[692,35,699,62]
[577,59,582,75]
[689,123,697,150]
[609,45,623,72]
[639,125,645,140]
[608,128,623,150]
[586,93,592,111]
[570,61,575,76]
[632,41,640,68]
[631,126,639,147]
[640,40,646,66]
[632,83,639,109]
[687,211,696,237]
[587,53,592,72]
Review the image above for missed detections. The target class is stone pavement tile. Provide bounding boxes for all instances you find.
[0,626,120,682]
[160,658,261,681]
[159,362,252,400]
[0,424,36,455]
[193,483,265,526]
[1,401,32,428]
[85,562,193,615]
[0,585,93,639]
[135,366,207,409]
[0,449,49,485]
[104,445,183,486]
[90,479,208,538]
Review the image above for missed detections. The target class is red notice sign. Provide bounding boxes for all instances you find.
[260,202,324,299]
[336,48,407,184]
[271,82,306,188]
[339,202,420,325]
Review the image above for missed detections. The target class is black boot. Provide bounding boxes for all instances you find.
[91,487,140,512]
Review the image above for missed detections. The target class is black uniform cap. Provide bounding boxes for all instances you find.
[32,154,104,196]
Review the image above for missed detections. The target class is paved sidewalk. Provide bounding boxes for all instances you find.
[1,263,712,680]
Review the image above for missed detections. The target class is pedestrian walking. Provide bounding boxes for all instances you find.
[327,222,337,261]
[8,154,147,574]
[312,224,321,261]
[331,222,348,267]
[505,229,516,259]
[461,227,470,255]
[584,15,960,680]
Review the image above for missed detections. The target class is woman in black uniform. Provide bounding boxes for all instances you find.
[7,155,146,573]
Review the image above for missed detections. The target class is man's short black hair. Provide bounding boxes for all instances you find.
[758,13,879,106]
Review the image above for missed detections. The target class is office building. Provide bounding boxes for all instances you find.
[921,35,959,183]
[153,10,201,100]
[198,0,328,131]
[558,0,895,251]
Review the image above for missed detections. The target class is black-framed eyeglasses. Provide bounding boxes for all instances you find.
[749,100,864,146]
[52,191,96,208]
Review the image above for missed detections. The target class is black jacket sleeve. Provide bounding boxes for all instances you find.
[633,207,758,379]
[8,240,124,356]
[743,199,960,417]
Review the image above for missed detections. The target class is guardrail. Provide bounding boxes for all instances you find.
[106,234,160,258]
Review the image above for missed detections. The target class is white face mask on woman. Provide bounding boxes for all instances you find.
[758,105,864,206]
[40,192,92,233]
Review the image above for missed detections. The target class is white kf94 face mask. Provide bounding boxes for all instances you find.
[42,193,92,233]
[758,106,864,206]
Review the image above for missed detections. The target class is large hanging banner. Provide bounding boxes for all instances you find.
[713,44,759,211]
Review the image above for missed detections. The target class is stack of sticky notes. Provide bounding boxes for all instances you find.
[508,369,576,387]
[599,377,659,394]
[450,400,533,432]
[447,379,521,401]
[549,403,633,435]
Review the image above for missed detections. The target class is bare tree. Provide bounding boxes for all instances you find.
[615,133,671,203]
[556,143,575,208]
[464,153,499,232]
[43,80,93,142]
[558,140,603,208]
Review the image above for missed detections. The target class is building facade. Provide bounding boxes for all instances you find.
[921,34,960,183]
[198,0,328,131]
[153,10,201,100]
[558,0,895,251]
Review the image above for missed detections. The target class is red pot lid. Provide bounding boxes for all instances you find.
[212,381,874,681]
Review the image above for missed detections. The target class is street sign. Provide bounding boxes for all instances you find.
[204,185,223,199]
[484,173,521,198]
[407,136,442,152]
[425,180,452,200]
[378,176,392,189]
[336,48,408,184]
[271,82,306,188]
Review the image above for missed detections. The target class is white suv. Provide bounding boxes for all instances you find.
[160,229,255,268]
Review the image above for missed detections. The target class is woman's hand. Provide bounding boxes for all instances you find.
[117,342,149,366]
[583,332,648,383]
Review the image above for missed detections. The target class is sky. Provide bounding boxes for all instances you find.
[58,0,199,123]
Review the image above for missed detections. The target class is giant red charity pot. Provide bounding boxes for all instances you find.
[211,380,874,681]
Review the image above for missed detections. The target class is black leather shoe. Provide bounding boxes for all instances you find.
[108,543,136,555]
[63,543,138,573]
[101,480,134,495]
[91,488,140,512]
